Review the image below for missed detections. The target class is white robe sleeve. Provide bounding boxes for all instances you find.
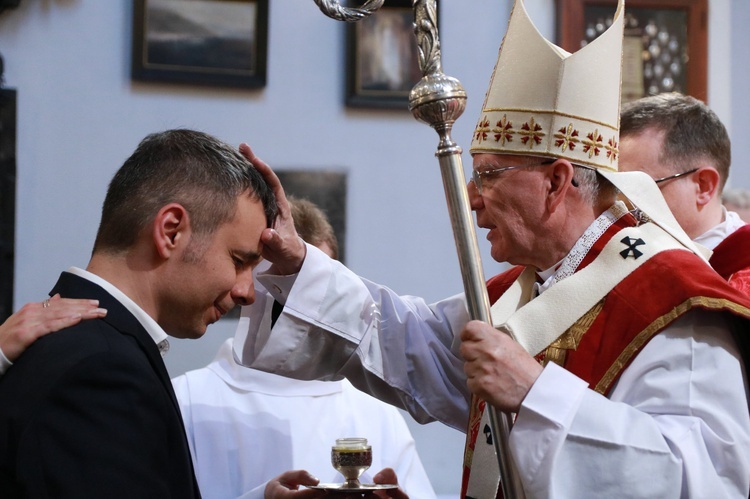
[511,310,750,498]
[234,243,472,431]
[235,246,750,497]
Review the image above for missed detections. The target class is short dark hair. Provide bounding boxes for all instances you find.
[93,129,277,253]
[620,93,731,190]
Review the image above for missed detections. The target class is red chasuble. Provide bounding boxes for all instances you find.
[461,222,750,498]
[485,231,750,395]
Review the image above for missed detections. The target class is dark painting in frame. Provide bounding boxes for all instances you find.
[556,0,707,103]
[346,0,438,109]
[274,170,348,266]
[132,0,268,89]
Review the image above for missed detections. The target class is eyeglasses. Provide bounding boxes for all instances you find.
[472,160,555,194]
[653,168,699,185]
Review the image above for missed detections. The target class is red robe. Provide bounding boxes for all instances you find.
[486,232,750,395]
[462,221,750,498]
[709,223,750,295]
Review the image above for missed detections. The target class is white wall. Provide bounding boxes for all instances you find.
[730,0,750,181]
[1,1,746,497]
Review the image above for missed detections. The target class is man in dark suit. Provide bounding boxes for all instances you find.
[0,129,278,498]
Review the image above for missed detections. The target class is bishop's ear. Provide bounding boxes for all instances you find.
[547,159,576,212]
[694,166,721,207]
[152,203,191,258]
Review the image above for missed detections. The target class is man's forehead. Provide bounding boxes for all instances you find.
[619,133,668,174]
[226,195,266,244]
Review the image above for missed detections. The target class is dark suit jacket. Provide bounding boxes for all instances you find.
[0,272,201,498]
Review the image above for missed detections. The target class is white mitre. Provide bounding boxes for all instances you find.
[469,0,708,260]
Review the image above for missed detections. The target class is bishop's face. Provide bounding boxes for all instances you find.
[468,153,550,268]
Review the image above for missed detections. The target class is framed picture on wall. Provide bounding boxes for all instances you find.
[274,170,348,265]
[131,0,269,88]
[346,0,437,109]
[556,0,707,103]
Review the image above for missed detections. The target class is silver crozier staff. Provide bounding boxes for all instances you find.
[312,1,524,498]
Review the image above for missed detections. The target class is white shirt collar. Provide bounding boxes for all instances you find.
[694,208,747,250]
[67,267,170,357]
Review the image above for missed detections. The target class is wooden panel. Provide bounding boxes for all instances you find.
[556,0,708,102]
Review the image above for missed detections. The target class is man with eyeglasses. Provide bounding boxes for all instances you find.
[620,92,750,293]
[236,1,750,497]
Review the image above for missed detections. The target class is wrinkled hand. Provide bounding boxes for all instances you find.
[460,320,543,413]
[264,470,322,498]
[0,294,107,362]
[240,143,307,275]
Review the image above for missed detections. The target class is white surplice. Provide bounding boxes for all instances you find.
[172,338,436,499]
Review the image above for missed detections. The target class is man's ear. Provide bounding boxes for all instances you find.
[152,203,190,259]
[546,159,576,213]
[694,166,721,207]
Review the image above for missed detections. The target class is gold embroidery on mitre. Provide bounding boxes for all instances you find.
[540,299,605,368]
[594,296,750,394]
[474,116,491,144]
[519,117,546,149]
[492,114,516,145]
[554,123,580,152]
[606,136,619,162]
[582,129,604,158]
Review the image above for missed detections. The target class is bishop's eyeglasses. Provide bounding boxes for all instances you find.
[472,160,555,195]
[653,168,699,185]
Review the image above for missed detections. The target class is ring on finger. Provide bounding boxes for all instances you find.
[43,299,50,308]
